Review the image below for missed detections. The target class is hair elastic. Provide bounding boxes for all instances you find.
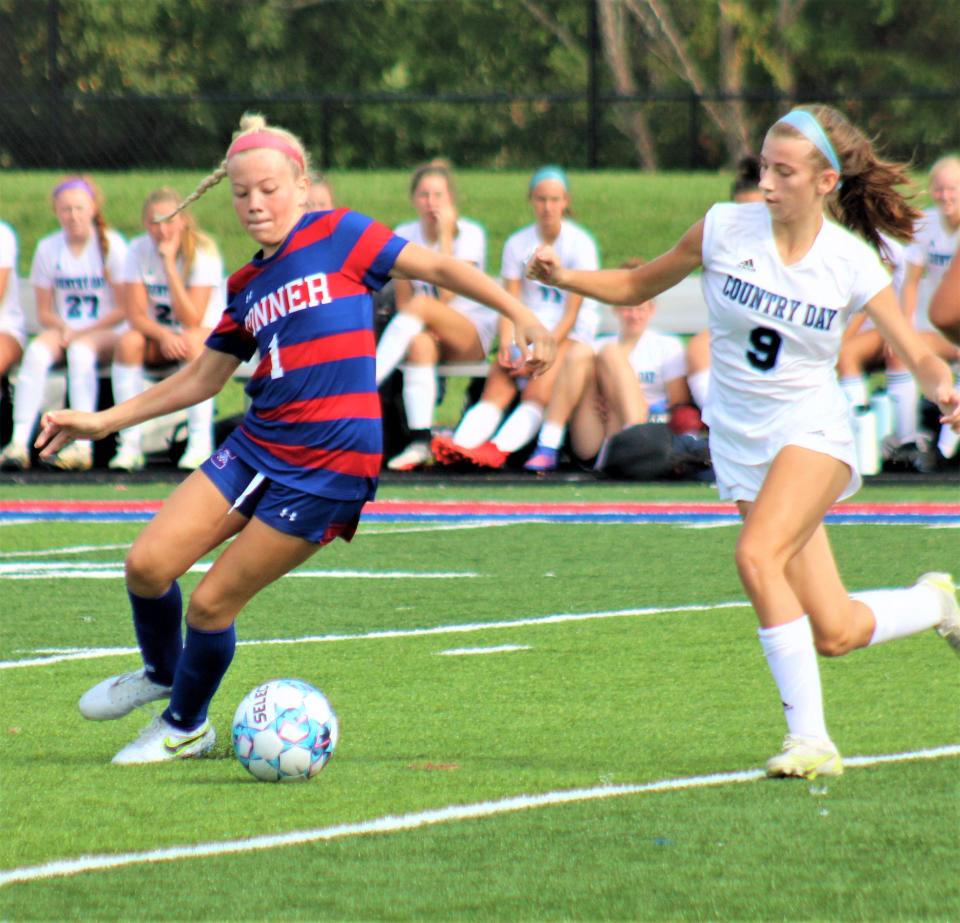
[777,109,843,181]
[529,165,569,192]
[227,131,306,171]
[53,178,96,200]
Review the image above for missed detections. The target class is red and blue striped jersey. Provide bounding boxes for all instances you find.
[206,209,407,499]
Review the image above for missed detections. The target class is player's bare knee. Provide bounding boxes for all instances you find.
[813,631,856,658]
[186,585,236,630]
[124,545,174,597]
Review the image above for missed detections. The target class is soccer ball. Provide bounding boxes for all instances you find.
[232,678,339,782]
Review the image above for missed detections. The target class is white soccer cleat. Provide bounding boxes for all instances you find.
[919,572,960,656]
[386,441,433,471]
[108,447,145,472]
[79,668,173,721]
[0,442,30,471]
[51,442,92,471]
[177,446,210,471]
[111,716,216,765]
[765,735,843,779]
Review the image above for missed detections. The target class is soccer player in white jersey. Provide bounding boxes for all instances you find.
[524,258,690,471]
[432,165,601,468]
[374,160,495,470]
[900,156,960,461]
[0,220,25,379]
[109,188,225,472]
[0,176,126,471]
[528,104,960,780]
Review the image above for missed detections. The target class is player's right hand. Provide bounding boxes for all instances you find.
[35,410,108,461]
[525,245,563,286]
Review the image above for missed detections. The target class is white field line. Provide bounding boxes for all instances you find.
[0,543,131,559]
[436,644,532,656]
[2,601,749,670]
[0,560,477,581]
[1,743,956,889]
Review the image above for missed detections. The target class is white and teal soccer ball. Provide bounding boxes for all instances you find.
[232,678,339,782]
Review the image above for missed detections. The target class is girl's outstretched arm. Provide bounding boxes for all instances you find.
[392,242,556,374]
[527,220,705,306]
[36,347,240,459]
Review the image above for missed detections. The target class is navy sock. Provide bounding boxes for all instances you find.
[163,624,236,731]
[129,582,183,686]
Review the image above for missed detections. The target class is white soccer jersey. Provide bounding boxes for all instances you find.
[700,202,890,463]
[121,234,225,329]
[0,221,24,341]
[393,217,493,325]
[501,220,601,341]
[626,331,686,413]
[30,228,127,330]
[904,207,959,331]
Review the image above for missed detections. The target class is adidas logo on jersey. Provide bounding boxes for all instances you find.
[737,258,756,272]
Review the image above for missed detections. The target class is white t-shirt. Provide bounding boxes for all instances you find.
[30,228,127,330]
[121,234,225,329]
[0,221,24,341]
[501,220,601,342]
[393,217,492,321]
[700,202,890,463]
[904,207,959,331]
[594,329,686,414]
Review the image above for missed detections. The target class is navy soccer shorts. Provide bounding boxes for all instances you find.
[201,447,366,545]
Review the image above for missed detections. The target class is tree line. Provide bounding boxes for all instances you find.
[1,0,958,171]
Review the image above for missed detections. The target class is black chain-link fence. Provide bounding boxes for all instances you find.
[3,87,959,172]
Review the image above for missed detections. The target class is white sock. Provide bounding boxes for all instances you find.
[757,616,829,741]
[938,425,959,460]
[66,343,98,454]
[493,401,544,453]
[186,398,215,455]
[11,340,55,446]
[111,363,146,454]
[859,583,946,646]
[401,364,437,433]
[453,400,503,449]
[376,313,424,385]
[538,420,566,451]
[886,371,918,444]
[688,369,710,411]
[839,375,868,409]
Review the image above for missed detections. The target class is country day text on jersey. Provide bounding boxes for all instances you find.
[722,274,839,331]
[242,271,332,336]
[54,275,107,291]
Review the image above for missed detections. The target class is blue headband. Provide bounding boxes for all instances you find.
[529,165,569,192]
[777,110,843,180]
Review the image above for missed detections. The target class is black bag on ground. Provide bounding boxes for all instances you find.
[601,423,712,481]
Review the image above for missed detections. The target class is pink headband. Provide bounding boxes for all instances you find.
[226,131,305,171]
[53,178,96,200]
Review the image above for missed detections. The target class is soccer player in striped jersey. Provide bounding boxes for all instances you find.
[35,113,555,766]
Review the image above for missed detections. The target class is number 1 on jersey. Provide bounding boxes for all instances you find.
[268,333,284,379]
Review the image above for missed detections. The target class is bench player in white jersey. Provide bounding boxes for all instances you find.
[0,176,126,471]
[432,165,601,468]
[528,104,960,780]
[901,156,960,461]
[109,187,225,472]
[524,258,690,472]
[929,252,960,345]
[0,220,25,379]
[374,160,496,470]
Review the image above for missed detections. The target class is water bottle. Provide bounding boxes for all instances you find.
[509,344,529,390]
[852,405,880,475]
